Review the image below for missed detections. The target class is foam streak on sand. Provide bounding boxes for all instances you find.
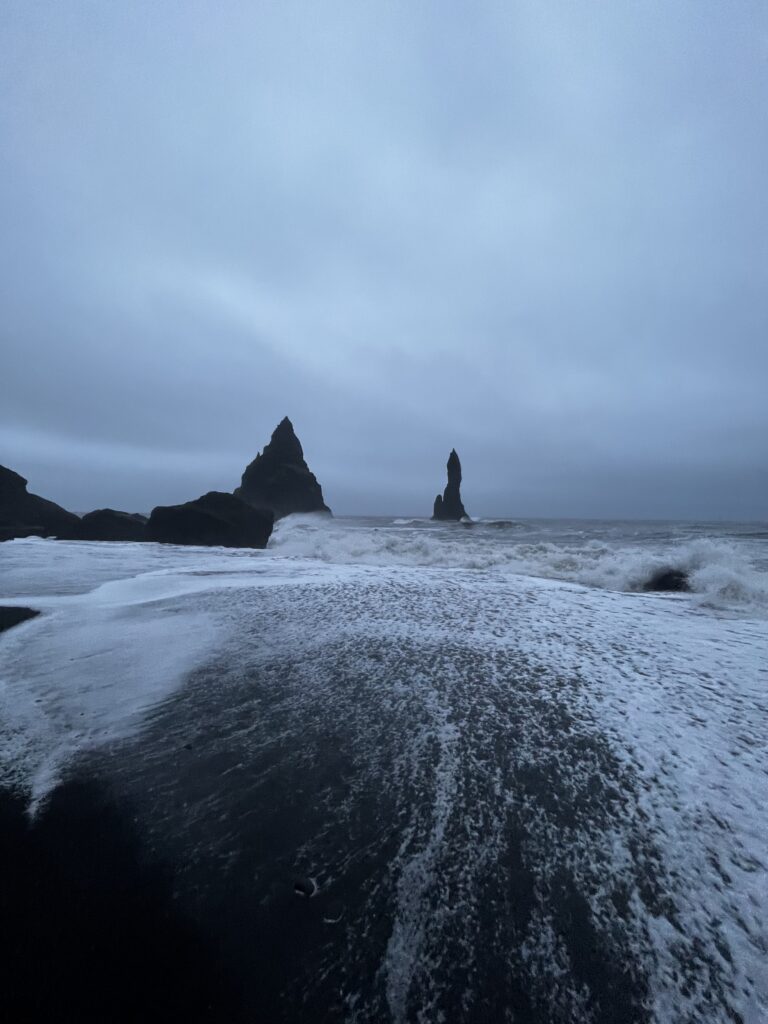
[0,590,217,806]
[384,694,459,1022]
[0,539,354,803]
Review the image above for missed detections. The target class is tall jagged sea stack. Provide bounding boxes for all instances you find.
[235,417,331,519]
[432,449,468,521]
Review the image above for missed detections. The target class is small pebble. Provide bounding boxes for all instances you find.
[294,877,317,898]
[323,901,344,924]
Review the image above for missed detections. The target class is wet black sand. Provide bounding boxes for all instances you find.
[0,779,244,1022]
[1,566,762,1023]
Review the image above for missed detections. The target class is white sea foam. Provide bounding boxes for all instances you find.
[269,515,768,615]
[0,592,219,806]
[578,536,768,609]
[0,539,359,804]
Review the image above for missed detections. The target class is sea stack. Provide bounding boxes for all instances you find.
[234,417,331,519]
[0,464,80,541]
[432,449,468,521]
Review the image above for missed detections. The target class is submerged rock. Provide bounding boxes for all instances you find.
[0,607,40,634]
[235,417,331,519]
[0,464,80,541]
[146,492,273,549]
[72,509,147,542]
[642,568,691,593]
[432,449,468,521]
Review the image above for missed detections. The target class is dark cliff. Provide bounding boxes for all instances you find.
[0,465,80,541]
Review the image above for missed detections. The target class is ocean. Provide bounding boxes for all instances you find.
[1,516,767,1023]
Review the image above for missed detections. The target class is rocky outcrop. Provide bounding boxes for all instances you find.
[641,568,690,593]
[0,465,80,541]
[0,607,40,634]
[146,491,273,549]
[432,449,468,521]
[235,417,331,519]
[72,509,148,542]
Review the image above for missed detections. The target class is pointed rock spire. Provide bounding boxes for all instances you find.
[432,448,468,521]
[234,417,331,519]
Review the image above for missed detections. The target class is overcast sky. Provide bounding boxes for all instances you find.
[1,1,767,518]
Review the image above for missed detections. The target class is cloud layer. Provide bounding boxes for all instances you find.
[2,1,767,517]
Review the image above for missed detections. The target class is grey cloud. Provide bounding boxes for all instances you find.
[1,0,766,519]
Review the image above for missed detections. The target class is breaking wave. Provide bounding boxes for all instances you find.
[269,516,768,614]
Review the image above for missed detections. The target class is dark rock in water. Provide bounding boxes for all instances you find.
[72,509,147,542]
[146,491,273,549]
[235,417,331,519]
[0,464,80,541]
[642,568,691,593]
[0,607,40,634]
[432,448,469,521]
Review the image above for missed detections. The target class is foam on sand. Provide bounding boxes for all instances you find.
[1,525,766,1020]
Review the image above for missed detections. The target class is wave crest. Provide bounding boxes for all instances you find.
[268,518,768,614]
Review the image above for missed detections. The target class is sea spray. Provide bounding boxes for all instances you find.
[268,515,768,615]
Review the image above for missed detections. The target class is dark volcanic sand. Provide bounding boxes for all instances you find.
[0,779,242,1022]
[1,526,766,1023]
[10,576,751,1024]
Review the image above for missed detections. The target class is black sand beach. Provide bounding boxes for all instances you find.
[1,525,766,1022]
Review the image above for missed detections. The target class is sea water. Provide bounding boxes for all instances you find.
[1,516,766,1022]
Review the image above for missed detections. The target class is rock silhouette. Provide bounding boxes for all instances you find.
[72,509,148,542]
[0,464,80,541]
[0,461,283,549]
[0,607,40,634]
[432,449,468,521]
[235,417,331,519]
[146,491,273,548]
[641,568,690,593]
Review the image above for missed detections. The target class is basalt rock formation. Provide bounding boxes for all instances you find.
[0,607,40,634]
[641,567,691,593]
[73,509,148,542]
[0,465,80,541]
[432,449,468,521]
[235,417,331,519]
[146,491,273,549]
